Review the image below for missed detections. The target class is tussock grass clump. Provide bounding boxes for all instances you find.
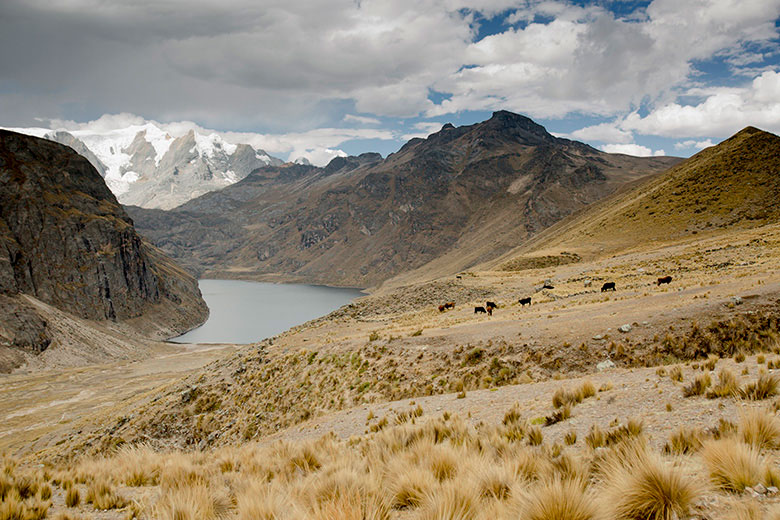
[740,373,779,400]
[527,427,544,446]
[739,408,780,449]
[235,482,288,520]
[545,405,571,426]
[602,441,701,520]
[682,373,711,397]
[518,477,598,520]
[669,366,683,382]
[552,381,597,409]
[664,427,703,455]
[65,486,80,507]
[706,368,740,398]
[153,484,229,520]
[701,438,765,492]
[417,481,479,520]
[704,355,719,371]
[85,481,126,510]
[564,431,577,446]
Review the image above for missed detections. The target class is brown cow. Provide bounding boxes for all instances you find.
[438,304,446,312]
[657,276,673,286]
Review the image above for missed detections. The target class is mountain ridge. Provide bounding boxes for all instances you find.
[489,125,780,268]
[127,111,681,288]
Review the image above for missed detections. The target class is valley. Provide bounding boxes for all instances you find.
[1,119,779,520]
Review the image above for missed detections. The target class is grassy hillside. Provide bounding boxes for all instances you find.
[493,127,780,265]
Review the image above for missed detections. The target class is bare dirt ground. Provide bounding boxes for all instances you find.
[0,342,237,456]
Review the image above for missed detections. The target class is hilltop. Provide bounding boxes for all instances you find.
[493,126,780,265]
[127,111,679,287]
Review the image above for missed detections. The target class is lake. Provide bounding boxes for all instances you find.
[171,279,364,344]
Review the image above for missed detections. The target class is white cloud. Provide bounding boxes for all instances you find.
[569,122,634,143]
[343,114,381,125]
[674,139,715,150]
[600,143,666,157]
[293,148,347,167]
[623,70,780,137]
[401,121,445,140]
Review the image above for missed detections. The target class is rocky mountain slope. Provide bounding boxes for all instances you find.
[128,111,680,288]
[0,130,208,372]
[11,123,283,210]
[492,126,780,267]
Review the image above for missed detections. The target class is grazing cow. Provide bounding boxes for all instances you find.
[519,297,532,306]
[475,306,487,314]
[456,275,462,279]
[601,282,616,292]
[486,301,498,310]
[444,302,455,309]
[438,304,446,312]
[657,275,673,286]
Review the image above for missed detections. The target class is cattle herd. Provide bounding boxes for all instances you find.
[438,275,673,317]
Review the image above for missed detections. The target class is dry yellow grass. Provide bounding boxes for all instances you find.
[701,438,765,492]
[739,408,780,450]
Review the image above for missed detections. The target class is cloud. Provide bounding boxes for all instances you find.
[343,114,381,125]
[600,143,667,157]
[429,0,780,119]
[623,70,780,137]
[569,122,634,143]
[0,0,778,153]
[401,121,445,140]
[674,139,716,150]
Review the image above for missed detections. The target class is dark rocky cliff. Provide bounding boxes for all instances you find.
[0,130,208,365]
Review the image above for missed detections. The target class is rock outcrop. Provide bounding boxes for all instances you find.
[0,130,208,371]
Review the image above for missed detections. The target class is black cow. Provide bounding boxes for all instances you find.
[657,275,673,286]
[601,282,616,292]
[475,306,487,314]
[438,304,446,312]
[486,301,498,310]
[519,297,532,306]
[444,301,455,309]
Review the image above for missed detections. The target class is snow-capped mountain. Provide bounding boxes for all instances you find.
[7,123,283,209]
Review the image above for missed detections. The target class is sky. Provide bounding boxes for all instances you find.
[1,0,779,165]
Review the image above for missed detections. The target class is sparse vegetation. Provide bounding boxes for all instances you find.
[683,373,711,397]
